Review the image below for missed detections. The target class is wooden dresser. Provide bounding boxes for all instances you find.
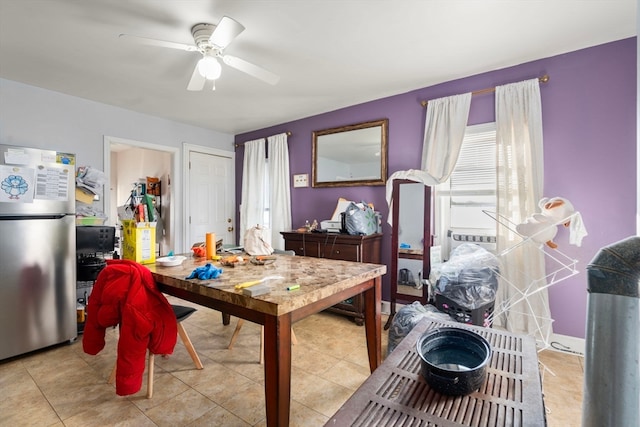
[281,231,383,325]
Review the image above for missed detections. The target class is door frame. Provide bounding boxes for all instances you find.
[103,135,180,250]
[182,143,235,250]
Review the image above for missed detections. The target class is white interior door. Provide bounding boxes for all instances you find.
[186,147,235,250]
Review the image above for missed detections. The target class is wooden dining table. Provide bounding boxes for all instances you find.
[147,253,386,427]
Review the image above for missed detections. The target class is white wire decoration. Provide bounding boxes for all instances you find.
[483,210,580,350]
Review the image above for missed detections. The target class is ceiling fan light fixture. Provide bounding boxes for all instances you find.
[121,15,279,90]
[197,56,222,80]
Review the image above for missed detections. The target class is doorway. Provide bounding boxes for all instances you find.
[103,136,179,255]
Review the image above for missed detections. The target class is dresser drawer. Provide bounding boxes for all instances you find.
[284,240,320,257]
[323,244,359,261]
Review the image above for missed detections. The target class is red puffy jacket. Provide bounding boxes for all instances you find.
[82,259,177,396]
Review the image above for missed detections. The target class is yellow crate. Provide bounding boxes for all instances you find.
[121,220,156,264]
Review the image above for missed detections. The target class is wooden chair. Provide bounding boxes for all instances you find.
[227,319,297,364]
[108,305,203,398]
[227,249,297,364]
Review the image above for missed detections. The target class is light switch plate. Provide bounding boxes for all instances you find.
[293,174,309,188]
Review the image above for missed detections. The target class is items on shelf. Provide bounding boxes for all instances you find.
[118,180,161,223]
[133,194,156,222]
[75,165,108,224]
[146,176,160,196]
[75,166,106,198]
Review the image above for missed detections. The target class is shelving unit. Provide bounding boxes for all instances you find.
[130,180,161,221]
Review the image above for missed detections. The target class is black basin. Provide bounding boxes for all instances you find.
[416,327,491,396]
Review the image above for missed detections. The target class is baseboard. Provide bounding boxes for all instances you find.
[548,333,585,356]
[381,300,406,316]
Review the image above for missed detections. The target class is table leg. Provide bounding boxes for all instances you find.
[363,276,382,372]
[263,313,292,427]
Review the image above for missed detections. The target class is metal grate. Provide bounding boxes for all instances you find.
[326,319,545,427]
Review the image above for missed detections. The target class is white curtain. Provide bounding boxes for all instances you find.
[494,78,551,344]
[420,92,473,182]
[240,138,266,246]
[267,133,292,250]
[386,92,471,223]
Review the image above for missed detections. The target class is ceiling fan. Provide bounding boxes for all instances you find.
[119,16,280,90]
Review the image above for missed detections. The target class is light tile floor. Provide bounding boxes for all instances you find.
[1,297,583,426]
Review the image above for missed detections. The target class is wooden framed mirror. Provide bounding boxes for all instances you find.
[385,179,432,329]
[312,118,388,188]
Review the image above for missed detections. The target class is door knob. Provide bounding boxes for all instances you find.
[228,226,234,232]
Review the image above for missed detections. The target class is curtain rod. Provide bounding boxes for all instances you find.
[420,74,550,107]
[235,131,292,148]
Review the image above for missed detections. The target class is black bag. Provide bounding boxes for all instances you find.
[399,268,415,286]
[342,201,377,235]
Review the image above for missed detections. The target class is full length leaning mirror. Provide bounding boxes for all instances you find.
[312,118,388,188]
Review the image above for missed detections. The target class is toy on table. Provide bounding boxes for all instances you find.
[186,263,223,280]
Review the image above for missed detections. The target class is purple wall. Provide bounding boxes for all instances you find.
[235,37,637,339]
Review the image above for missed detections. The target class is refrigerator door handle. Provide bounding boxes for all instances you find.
[0,214,69,221]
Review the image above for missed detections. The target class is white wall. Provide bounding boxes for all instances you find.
[0,78,234,250]
[113,147,170,212]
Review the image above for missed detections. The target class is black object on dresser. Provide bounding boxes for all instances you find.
[281,231,383,325]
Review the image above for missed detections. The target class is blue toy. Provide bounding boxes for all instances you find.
[186,263,223,280]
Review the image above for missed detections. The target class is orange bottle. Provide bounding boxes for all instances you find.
[205,232,216,259]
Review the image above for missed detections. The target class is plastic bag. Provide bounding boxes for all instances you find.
[387,301,452,355]
[344,201,377,235]
[243,225,274,256]
[435,243,500,309]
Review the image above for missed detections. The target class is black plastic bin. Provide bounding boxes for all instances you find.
[435,293,494,327]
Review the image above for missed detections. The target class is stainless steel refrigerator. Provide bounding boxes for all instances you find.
[0,144,77,360]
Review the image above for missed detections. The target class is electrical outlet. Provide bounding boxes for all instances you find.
[293,174,309,188]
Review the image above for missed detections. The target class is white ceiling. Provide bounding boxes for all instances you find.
[0,1,636,135]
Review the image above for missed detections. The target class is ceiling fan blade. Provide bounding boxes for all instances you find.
[187,63,206,91]
[119,33,198,52]
[209,16,245,49]
[222,55,280,85]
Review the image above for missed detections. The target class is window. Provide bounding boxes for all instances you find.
[434,122,497,258]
